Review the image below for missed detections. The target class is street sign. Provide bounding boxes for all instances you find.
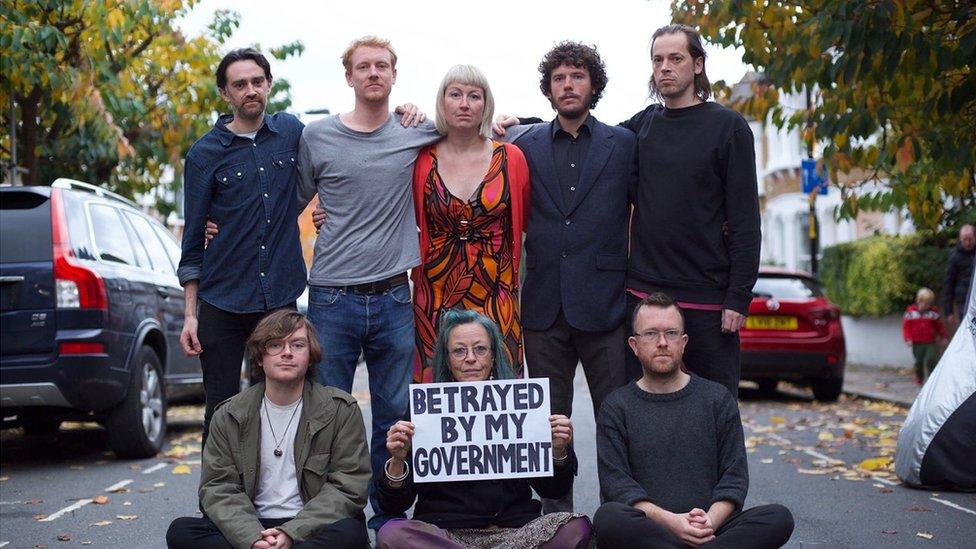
[801,158,828,195]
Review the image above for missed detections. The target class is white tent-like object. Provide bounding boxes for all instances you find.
[895,274,976,491]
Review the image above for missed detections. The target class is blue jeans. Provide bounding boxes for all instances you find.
[307,283,414,531]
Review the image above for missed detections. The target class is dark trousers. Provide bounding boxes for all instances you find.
[524,311,627,513]
[166,516,369,549]
[197,300,293,443]
[625,293,741,397]
[593,502,794,549]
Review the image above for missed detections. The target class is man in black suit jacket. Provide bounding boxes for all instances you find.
[506,42,637,512]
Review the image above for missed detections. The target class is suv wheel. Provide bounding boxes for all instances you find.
[810,377,843,402]
[20,413,62,436]
[106,346,167,458]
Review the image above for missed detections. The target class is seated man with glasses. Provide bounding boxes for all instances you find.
[167,310,370,549]
[375,309,593,548]
[592,293,794,549]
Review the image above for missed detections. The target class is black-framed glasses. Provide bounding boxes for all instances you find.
[633,330,683,344]
[264,339,309,356]
[450,345,492,359]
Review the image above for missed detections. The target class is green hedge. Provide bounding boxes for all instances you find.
[820,235,954,317]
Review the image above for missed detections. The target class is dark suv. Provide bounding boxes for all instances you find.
[0,179,201,458]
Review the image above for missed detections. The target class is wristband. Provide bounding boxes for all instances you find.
[384,457,409,482]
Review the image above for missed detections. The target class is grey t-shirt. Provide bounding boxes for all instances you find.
[297,114,441,286]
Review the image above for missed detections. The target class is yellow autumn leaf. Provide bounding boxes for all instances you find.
[770,416,786,425]
[107,9,125,29]
[172,464,192,475]
[859,457,892,471]
[818,431,835,442]
[92,495,109,505]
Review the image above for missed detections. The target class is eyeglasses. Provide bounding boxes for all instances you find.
[449,345,492,359]
[633,330,683,344]
[264,339,309,356]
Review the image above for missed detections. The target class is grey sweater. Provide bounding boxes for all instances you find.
[597,375,748,512]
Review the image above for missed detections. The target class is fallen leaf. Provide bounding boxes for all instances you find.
[0,476,8,481]
[906,506,932,512]
[82,542,92,546]
[69,465,85,470]
[115,515,138,521]
[56,534,71,542]
[95,460,108,465]
[171,464,191,475]
[770,416,786,425]
[798,468,829,475]
[34,514,48,520]
[107,487,129,494]
[858,457,892,471]
[881,529,897,534]
[818,431,835,442]
[164,445,187,459]
[25,499,44,505]
[128,464,142,470]
[123,501,132,506]
[90,521,113,527]
[843,429,854,439]
[92,495,109,505]
[154,482,166,488]
[916,531,933,540]
[760,458,773,464]
[879,487,893,493]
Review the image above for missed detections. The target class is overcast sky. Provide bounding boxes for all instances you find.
[178,0,750,124]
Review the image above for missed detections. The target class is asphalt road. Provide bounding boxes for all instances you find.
[2,367,974,548]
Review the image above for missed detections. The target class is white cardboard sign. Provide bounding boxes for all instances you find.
[409,378,553,483]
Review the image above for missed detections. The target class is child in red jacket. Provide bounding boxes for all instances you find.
[902,287,947,384]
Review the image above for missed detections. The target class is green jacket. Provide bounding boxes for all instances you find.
[199,381,369,549]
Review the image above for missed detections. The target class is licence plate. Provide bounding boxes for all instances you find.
[746,315,798,330]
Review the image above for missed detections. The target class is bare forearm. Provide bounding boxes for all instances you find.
[635,500,670,524]
[707,500,735,529]
[183,281,199,319]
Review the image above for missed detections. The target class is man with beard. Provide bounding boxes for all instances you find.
[592,293,794,548]
[178,48,307,441]
[504,42,637,513]
[619,25,761,395]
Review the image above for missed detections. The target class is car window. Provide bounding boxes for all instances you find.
[0,191,52,263]
[121,214,152,270]
[151,223,182,270]
[88,204,137,266]
[753,276,823,299]
[124,211,176,276]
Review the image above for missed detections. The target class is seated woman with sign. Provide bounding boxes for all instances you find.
[376,309,591,548]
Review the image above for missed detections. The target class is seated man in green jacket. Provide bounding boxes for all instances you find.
[167,310,370,549]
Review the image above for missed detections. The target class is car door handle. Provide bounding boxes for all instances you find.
[0,276,26,284]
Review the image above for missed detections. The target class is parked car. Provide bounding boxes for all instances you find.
[740,268,846,402]
[0,179,202,458]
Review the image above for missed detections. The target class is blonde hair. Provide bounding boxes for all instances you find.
[434,65,495,138]
[341,36,397,72]
[916,287,935,303]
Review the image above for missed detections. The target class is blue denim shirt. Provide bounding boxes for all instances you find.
[177,112,307,313]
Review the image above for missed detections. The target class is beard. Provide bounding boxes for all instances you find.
[236,98,266,120]
[642,354,682,378]
[552,93,592,120]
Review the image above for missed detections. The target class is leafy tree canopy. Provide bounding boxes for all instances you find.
[673,0,976,230]
[0,0,303,214]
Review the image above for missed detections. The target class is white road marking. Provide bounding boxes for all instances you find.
[38,498,93,521]
[103,479,133,492]
[0,501,21,505]
[872,476,899,486]
[802,448,845,465]
[141,463,167,475]
[931,497,976,516]
[1,540,10,547]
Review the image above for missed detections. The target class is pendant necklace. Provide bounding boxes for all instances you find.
[264,396,302,458]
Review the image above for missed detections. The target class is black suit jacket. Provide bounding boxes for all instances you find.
[513,118,637,332]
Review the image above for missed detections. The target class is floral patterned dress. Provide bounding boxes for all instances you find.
[413,142,523,382]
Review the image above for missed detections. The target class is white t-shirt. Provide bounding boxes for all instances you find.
[254,396,304,518]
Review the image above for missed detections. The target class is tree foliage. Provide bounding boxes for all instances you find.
[0,0,302,213]
[673,0,976,231]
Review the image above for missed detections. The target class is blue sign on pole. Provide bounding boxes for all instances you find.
[801,158,828,195]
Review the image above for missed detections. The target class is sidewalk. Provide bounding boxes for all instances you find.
[842,362,921,406]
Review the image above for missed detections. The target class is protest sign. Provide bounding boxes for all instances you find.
[409,378,552,483]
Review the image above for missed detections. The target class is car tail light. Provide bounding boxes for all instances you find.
[51,190,107,310]
[810,307,840,328]
[59,342,106,354]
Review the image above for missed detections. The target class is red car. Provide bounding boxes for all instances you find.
[740,268,846,401]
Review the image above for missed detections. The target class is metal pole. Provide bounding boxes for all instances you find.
[8,99,16,185]
[806,86,819,276]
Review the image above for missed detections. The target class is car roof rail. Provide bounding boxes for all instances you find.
[50,178,139,209]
